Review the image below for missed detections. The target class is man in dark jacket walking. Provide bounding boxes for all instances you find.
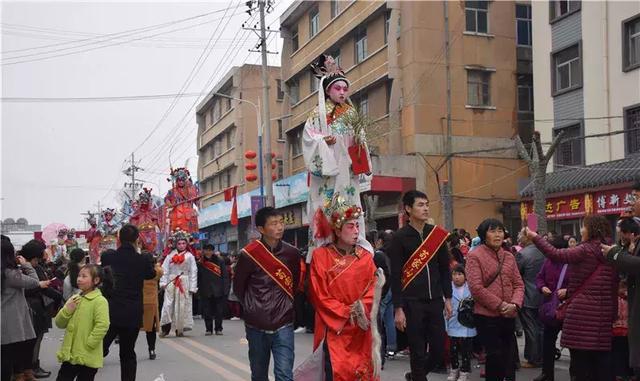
[198,244,230,335]
[389,190,453,381]
[234,207,300,381]
[101,224,156,381]
[516,234,545,368]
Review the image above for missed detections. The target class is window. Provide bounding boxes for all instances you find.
[386,81,392,114]
[309,7,319,38]
[358,93,369,116]
[467,69,492,107]
[549,0,580,22]
[517,75,533,112]
[225,128,235,150]
[276,79,284,101]
[288,126,303,157]
[465,1,489,34]
[385,12,391,44]
[288,79,300,104]
[516,4,532,46]
[291,28,299,52]
[276,159,284,180]
[309,71,319,93]
[330,48,341,68]
[331,0,339,19]
[623,15,640,72]
[625,105,640,155]
[355,28,367,64]
[213,100,220,122]
[554,125,583,167]
[553,44,582,94]
[277,120,284,140]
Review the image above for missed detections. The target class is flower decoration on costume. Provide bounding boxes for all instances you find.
[102,208,115,220]
[170,228,191,244]
[324,193,362,231]
[310,54,350,91]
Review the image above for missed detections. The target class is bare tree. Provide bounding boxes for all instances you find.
[363,194,379,233]
[514,131,564,234]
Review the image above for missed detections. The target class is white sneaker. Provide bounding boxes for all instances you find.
[447,368,459,381]
[294,327,306,334]
[457,372,469,381]
[230,317,241,321]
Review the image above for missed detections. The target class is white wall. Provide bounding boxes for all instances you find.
[532,1,554,171]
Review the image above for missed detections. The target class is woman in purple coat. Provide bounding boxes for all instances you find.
[523,215,618,381]
[533,237,570,381]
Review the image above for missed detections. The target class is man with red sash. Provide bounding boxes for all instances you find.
[234,207,301,381]
[389,190,453,381]
[197,244,230,335]
[305,194,384,381]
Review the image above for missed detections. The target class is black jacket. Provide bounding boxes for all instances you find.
[389,224,452,308]
[233,239,300,331]
[25,263,62,334]
[373,249,391,297]
[197,255,230,299]
[101,243,155,328]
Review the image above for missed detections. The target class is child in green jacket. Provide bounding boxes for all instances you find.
[55,264,110,381]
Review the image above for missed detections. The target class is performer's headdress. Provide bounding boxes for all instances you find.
[138,188,153,203]
[57,228,68,238]
[310,54,351,136]
[168,167,191,183]
[86,211,97,226]
[102,208,115,218]
[170,228,191,243]
[68,228,76,237]
[324,193,362,231]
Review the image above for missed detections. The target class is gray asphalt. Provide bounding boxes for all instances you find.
[38,318,572,380]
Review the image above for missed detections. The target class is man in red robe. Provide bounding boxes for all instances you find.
[308,194,384,381]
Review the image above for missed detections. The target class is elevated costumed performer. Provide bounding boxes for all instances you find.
[97,208,120,252]
[303,54,374,261]
[164,167,199,235]
[301,194,384,381]
[130,188,161,253]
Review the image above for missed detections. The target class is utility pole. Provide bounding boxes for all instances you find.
[443,2,454,231]
[123,152,143,201]
[245,0,277,207]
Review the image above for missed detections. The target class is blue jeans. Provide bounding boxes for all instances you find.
[245,324,294,381]
[380,290,397,351]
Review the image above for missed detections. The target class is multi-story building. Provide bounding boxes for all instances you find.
[524,0,640,236]
[278,0,530,234]
[196,64,283,251]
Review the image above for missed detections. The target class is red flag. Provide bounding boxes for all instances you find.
[228,186,238,226]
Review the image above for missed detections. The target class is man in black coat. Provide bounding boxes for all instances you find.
[197,244,230,335]
[101,224,156,381]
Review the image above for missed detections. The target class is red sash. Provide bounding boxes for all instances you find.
[202,260,221,277]
[242,240,294,299]
[401,225,449,290]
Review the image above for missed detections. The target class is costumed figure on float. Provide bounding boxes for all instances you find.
[297,194,384,381]
[85,212,101,264]
[97,208,120,252]
[53,228,68,263]
[64,228,79,253]
[303,54,373,261]
[164,167,199,235]
[159,229,198,337]
[130,188,161,253]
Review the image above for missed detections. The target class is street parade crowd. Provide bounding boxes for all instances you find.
[2,54,640,381]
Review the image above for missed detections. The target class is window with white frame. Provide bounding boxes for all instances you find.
[554,125,583,167]
[331,0,340,19]
[549,0,580,22]
[355,28,367,64]
[465,1,489,34]
[276,79,284,101]
[288,79,300,104]
[385,11,391,44]
[277,120,284,141]
[623,15,640,71]
[291,28,299,52]
[516,4,532,46]
[309,7,319,38]
[467,69,492,107]
[288,126,303,157]
[358,93,369,116]
[625,105,640,155]
[553,44,581,94]
[329,48,341,68]
[309,71,319,93]
[517,75,533,112]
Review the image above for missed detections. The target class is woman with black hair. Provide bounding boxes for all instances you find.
[466,218,524,381]
[1,237,50,381]
[22,240,62,378]
[63,248,87,301]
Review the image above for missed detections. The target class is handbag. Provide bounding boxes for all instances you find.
[538,264,567,327]
[457,296,476,328]
[555,263,603,322]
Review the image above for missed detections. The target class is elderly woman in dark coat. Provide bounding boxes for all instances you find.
[523,215,618,381]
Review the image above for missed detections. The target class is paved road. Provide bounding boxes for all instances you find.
[39,318,572,380]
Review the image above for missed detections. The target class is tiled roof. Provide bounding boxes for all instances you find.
[520,156,640,197]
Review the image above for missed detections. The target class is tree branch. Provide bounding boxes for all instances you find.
[514,135,532,163]
[542,130,565,164]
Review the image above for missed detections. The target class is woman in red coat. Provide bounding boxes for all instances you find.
[523,215,618,381]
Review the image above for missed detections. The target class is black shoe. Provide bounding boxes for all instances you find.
[149,350,156,360]
[205,331,213,336]
[404,371,412,381]
[34,367,51,379]
[215,331,223,336]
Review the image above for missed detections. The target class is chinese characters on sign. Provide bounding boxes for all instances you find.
[593,189,635,215]
[529,195,586,220]
[524,188,634,221]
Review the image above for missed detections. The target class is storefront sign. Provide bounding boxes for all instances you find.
[523,195,587,220]
[593,189,635,215]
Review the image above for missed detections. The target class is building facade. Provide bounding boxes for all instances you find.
[527,0,640,236]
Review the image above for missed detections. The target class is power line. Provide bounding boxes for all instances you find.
[1,92,211,102]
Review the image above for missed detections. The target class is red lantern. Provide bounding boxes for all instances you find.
[270,152,277,158]
[244,150,257,159]
[271,162,277,170]
[245,173,258,182]
[272,174,277,181]
[245,162,257,170]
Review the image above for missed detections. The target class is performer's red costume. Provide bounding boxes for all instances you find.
[85,212,101,264]
[130,188,161,252]
[164,168,199,234]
